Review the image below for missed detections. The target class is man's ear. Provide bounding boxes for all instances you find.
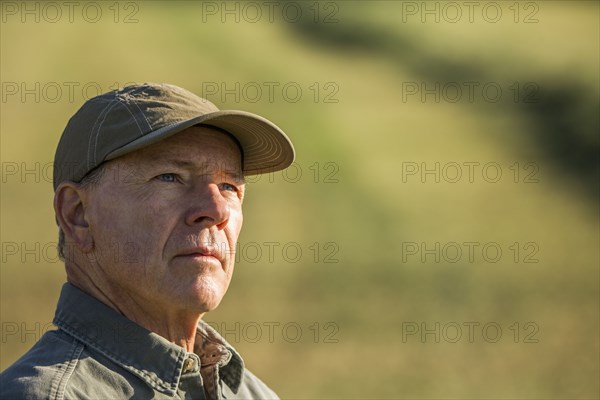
[54,182,93,253]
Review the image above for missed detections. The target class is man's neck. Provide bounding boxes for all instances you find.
[66,273,203,353]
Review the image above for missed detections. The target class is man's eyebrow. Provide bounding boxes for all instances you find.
[151,158,245,183]
[151,158,197,170]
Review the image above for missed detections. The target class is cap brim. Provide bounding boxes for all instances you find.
[105,110,295,175]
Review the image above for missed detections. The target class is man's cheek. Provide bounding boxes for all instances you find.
[228,208,243,235]
[89,206,133,259]
[93,229,130,265]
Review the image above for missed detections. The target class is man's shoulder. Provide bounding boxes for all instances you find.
[0,329,147,400]
[0,329,76,399]
[234,368,280,400]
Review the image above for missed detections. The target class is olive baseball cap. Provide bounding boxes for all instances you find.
[53,82,295,190]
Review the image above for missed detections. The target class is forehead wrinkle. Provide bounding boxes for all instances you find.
[147,152,245,184]
[119,128,244,181]
[151,157,196,170]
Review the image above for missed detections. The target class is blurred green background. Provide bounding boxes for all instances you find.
[1,1,598,399]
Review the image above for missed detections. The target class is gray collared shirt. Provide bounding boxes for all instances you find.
[1,283,279,399]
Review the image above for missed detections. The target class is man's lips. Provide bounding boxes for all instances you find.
[174,248,224,263]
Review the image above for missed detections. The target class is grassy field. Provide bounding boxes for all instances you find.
[1,1,598,399]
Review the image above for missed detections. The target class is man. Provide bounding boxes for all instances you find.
[0,83,295,399]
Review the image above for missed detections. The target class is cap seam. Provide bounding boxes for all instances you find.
[119,94,153,134]
[88,100,119,172]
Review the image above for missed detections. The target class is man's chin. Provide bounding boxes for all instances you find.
[187,279,227,312]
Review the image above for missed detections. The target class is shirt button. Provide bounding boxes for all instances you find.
[182,357,197,373]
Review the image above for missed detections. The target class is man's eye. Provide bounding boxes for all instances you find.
[156,173,178,183]
[221,183,238,192]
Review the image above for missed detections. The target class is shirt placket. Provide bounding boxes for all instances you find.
[199,342,232,399]
[177,353,206,399]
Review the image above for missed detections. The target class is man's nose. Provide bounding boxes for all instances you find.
[184,183,230,229]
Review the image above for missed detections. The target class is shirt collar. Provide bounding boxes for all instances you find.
[195,319,245,392]
[53,283,245,396]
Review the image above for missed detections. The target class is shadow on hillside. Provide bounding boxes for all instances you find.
[282,4,599,203]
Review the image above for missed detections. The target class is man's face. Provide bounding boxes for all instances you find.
[83,126,245,314]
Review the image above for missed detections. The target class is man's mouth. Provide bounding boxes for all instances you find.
[175,247,224,264]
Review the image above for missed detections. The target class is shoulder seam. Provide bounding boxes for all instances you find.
[49,338,84,400]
